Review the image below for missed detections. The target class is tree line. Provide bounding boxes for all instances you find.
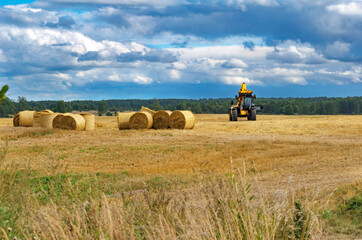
[0,96,360,117]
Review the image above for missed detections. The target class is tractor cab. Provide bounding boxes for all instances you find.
[242,96,253,110]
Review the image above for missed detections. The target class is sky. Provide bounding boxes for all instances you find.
[0,0,361,100]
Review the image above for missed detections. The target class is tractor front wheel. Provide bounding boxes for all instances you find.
[231,109,238,121]
[249,108,256,121]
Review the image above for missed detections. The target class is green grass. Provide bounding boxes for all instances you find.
[32,130,53,137]
[322,184,362,236]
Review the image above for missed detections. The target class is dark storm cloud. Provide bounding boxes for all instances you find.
[77,51,100,62]
[30,0,362,62]
[61,1,360,62]
[243,41,255,50]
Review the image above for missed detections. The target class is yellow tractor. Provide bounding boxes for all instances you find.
[228,82,263,121]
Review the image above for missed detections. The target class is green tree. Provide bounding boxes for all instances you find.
[55,100,67,113]
[17,96,30,111]
[151,99,161,111]
[293,104,300,115]
[98,100,107,116]
[177,101,187,110]
[34,102,43,111]
[325,101,338,115]
[284,104,294,115]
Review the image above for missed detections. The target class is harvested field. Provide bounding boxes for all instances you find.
[0,114,360,191]
[0,114,361,239]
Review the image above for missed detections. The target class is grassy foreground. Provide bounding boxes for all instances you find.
[0,115,361,239]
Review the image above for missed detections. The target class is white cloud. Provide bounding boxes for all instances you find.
[55,73,71,80]
[249,67,311,85]
[173,45,272,63]
[108,73,121,81]
[222,76,253,85]
[4,4,42,13]
[285,76,307,85]
[169,69,181,79]
[6,27,106,54]
[226,0,279,11]
[267,42,327,64]
[172,62,187,70]
[133,75,153,84]
[33,0,179,8]
[222,58,248,68]
[316,65,362,84]
[327,2,362,16]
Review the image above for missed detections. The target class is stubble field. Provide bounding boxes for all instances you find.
[0,114,361,239]
[0,115,361,190]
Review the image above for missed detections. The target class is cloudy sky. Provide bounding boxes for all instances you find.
[0,0,361,100]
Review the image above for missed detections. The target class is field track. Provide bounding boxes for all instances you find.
[0,114,361,193]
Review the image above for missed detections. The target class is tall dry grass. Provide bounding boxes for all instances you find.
[0,147,321,239]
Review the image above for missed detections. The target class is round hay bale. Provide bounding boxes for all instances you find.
[41,113,60,129]
[153,110,172,129]
[129,112,153,129]
[33,112,48,128]
[140,106,156,116]
[117,112,136,130]
[60,114,85,131]
[19,110,36,127]
[79,113,95,131]
[170,111,195,129]
[39,109,54,114]
[13,114,19,127]
[53,113,73,129]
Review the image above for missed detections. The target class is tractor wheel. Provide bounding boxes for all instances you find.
[228,110,232,121]
[232,109,238,121]
[249,108,256,121]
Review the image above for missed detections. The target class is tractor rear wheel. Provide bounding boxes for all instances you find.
[232,109,238,121]
[228,110,232,121]
[249,108,256,121]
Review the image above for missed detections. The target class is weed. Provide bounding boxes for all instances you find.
[323,185,362,236]
[31,130,53,137]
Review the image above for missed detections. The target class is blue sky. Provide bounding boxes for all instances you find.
[0,0,361,100]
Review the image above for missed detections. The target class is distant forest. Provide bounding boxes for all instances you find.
[0,96,361,117]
